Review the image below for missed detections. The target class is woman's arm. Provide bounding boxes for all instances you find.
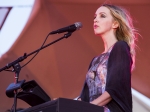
[90,91,112,106]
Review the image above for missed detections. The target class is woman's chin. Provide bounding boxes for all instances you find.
[94,32,101,36]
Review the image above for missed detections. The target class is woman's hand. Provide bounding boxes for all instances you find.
[52,98,58,100]
[77,98,81,101]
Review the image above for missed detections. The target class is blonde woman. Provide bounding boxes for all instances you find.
[78,4,137,112]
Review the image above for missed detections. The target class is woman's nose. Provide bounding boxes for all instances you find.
[94,18,98,23]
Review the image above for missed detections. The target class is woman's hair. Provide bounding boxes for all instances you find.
[101,4,138,70]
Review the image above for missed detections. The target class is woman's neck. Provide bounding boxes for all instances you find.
[101,33,118,53]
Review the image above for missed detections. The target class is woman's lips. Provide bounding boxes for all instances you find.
[93,25,99,29]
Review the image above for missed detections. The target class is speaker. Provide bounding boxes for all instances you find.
[6,80,51,106]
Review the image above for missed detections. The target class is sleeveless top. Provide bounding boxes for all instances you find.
[86,46,113,112]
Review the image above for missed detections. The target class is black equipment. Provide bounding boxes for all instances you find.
[49,22,82,34]
[6,80,50,106]
[1,30,75,112]
[19,98,104,112]
[0,22,82,112]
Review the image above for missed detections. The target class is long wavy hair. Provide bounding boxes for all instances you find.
[101,4,138,70]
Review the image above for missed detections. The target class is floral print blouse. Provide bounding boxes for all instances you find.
[86,47,113,112]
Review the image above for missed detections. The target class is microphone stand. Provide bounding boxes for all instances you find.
[0,32,72,112]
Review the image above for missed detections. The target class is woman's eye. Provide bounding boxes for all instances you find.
[101,14,106,18]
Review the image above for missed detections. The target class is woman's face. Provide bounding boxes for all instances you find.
[93,6,115,36]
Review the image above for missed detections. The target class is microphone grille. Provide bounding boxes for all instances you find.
[75,22,83,30]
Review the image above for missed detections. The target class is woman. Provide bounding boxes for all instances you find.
[78,4,137,112]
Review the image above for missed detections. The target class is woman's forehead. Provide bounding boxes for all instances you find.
[95,6,111,15]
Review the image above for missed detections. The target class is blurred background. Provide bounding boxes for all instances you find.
[0,0,150,112]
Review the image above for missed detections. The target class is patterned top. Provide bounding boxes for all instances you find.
[86,47,113,112]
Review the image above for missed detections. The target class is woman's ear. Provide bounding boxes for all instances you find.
[112,21,119,29]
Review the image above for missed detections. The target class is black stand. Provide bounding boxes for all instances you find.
[0,32,72,112]
[13,63,21,112]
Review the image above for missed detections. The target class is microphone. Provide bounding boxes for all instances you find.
[49,22,82,34]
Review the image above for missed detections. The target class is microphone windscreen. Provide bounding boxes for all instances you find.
[75,22,83,30]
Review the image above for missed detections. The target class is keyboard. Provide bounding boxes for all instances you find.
[19,98,104,112]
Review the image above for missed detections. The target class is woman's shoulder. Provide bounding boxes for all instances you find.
[115,40,128,46]
[114,41,130,49]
